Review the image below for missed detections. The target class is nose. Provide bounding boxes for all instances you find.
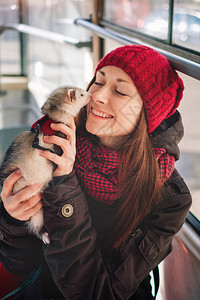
[92,86,109,105]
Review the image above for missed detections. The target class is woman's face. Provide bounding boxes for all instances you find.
[86,66,143,147]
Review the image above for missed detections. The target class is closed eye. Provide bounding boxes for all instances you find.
[116,90,127,96]
[94,82,104,86]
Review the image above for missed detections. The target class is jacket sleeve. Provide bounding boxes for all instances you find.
[42,169,192,299]
[0,202,42,274]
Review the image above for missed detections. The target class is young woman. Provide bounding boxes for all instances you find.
[0,45,192,299]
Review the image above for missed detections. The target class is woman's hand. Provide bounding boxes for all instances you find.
[40,117,76,177]
[1,170,43,221]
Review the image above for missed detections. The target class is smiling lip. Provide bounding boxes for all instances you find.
[91,107,113,119]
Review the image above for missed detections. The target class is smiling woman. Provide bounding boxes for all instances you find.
[86,66,143,147]
[0,45,192,299]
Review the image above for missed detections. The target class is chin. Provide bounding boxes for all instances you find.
[85,121,103,138]
[86,122,97,136]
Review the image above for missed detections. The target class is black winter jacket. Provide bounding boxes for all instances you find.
[0,111,192,299]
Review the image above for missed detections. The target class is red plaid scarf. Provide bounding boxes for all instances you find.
[75,130,175,205]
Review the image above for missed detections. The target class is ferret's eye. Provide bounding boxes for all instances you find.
[81,94,84,97]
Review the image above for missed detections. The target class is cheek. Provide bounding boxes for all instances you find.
[88,85,96,94]
[116,100,142,128]
[86,100,92,113]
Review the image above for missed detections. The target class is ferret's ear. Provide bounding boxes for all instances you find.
[68,89,75,101]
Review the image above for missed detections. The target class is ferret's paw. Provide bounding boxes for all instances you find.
[42,232,50,244]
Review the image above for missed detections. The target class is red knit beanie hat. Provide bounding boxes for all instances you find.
[95,45,184,133]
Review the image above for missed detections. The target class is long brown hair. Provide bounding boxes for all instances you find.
[76,77,162,249]
[112,108,161,248]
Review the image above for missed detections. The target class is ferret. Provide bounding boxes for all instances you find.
[0,86,91,244]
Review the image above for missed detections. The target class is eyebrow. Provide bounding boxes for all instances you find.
[98,70,130,84]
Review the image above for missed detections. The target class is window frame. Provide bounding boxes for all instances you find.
[101,0,200,57]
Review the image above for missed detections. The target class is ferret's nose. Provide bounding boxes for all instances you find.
[86,91,92,98]
[86,91,92,97]
[84,92,92,104]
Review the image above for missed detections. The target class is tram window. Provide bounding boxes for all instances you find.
[103,0,200,54]
[176,73,200,221]
[0,1,20,75]
[173,0,200,52]
[103,0,169,41]
[1,32,21,75]
[26,0,93,88]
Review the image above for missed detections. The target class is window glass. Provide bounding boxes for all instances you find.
[27,0,93,89]
[175,73,200,220]
[103,0,170,40]
[0,0,21,74]
[173,0,200,52]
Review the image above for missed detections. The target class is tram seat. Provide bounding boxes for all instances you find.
[0,263,23,299]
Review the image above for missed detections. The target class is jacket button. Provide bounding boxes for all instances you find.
[61,204,73,218]
[0,232,3,241]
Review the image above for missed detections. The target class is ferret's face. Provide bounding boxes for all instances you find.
[69,88,91,108]
[41,86,91,123]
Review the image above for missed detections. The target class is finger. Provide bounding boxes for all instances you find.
[15,183,43,204]
[25,200,43,220]
[39,149,64,165]
[51,121,76,146]
[1,169,22,197]
[27,201,43,219]
[69,117,76,150]
[69,116,76,131]
[18,200,43,221]
[9,193,42,219]
[43,135,70,153]
[19,193,42,212]
[50,122,74,139]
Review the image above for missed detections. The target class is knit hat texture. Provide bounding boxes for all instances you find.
[95,45,184,133]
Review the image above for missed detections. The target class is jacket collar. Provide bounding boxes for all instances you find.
[150,110,183,161]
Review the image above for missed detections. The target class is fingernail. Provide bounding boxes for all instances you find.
[16,169,22,175]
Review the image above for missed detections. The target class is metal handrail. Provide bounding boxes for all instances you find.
[0,23,92,48]
[178,220,200,261]
[75,18,200,80]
